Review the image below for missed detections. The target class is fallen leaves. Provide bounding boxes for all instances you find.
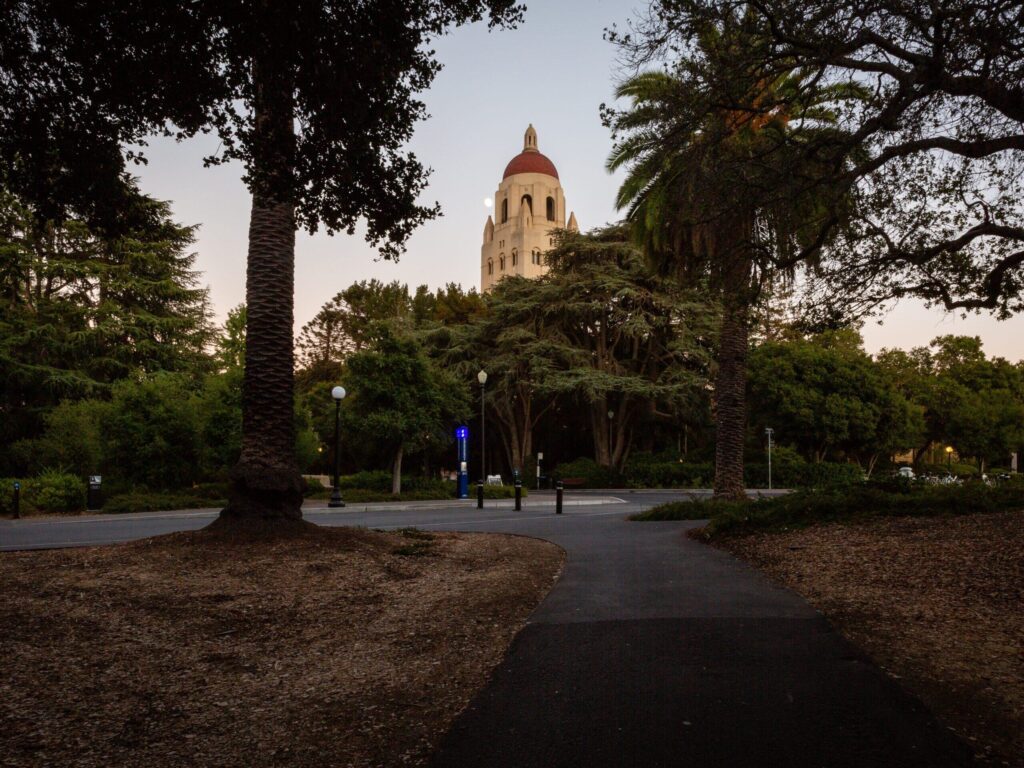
[0,526,563,767]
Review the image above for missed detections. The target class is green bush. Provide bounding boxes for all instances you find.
[102,491,227,515]
[0,471,86,515]
[0,478,37,515]
[554,450,861,490]
[552,457,623,488]
[303,477,326,496]
[632,479,1024,538]
[30,470,87,513]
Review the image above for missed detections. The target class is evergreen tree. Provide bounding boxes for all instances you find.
[0,188,212,466]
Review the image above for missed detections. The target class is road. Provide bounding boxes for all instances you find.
[0,490,973,767]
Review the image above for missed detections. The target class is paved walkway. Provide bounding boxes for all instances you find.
[0,493,974,766]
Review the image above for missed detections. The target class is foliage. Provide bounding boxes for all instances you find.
[214,304,247,371]
[876,335,1024,470]
[434,226,715,476]
[604,9,862,498]
[0,0,525,521]
[0,188,213,471]
[748,329,924,469]
[623,2,1024,318]
[631,479,1024,538]
[552,457,624,488]
[341,324,468,494]
[101,374,202,491]
[0,471,85,515]
[102,489,228,515]
[554,450,860,489]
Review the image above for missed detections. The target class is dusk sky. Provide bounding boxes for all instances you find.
[133,0,1023,362]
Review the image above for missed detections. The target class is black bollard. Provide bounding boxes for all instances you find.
[13,481,20,519]
[514,479,522,511]
[555,480,563,515]
[477,480,484,509]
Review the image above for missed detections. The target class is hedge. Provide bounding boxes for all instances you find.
[632,477,1024,538]
[0,470,85,515]
[551,454,861,489]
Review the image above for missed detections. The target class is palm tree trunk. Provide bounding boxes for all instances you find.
[713,234,753,500]
[713,304,749,499]
[221,47,303,523]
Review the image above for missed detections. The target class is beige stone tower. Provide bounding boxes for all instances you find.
[481,125,578,291]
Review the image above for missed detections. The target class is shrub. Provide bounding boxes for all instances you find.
[0,471,86,515]
[30,470,87,513]
[631,480,1024,538]
[102,491,227,515]
[0,478,37,516]
[552,457,623,488]
[303,477,326,496]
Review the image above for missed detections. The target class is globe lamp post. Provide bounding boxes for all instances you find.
[329,386,346,508]
[477,370,488,483]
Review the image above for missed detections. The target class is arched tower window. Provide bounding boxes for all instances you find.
[501,198,508,223]
[521,195,532,215]
[546,196,555,221]
[499,254,505,271]
[487,259,493,276]
[512,249,518,267]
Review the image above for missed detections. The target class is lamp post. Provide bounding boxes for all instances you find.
[765,427,774,490]
[477,370,487,483]
[945,445,954,469]
[329,385,346,508]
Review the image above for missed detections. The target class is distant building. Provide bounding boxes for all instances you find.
[481,125,578,291]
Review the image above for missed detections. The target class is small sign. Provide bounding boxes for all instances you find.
[89,475,102,485]
[537,452,544,460]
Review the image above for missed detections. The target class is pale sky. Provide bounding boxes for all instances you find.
[132,0,1024,362]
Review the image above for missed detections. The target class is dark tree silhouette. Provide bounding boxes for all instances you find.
[0,0,522,523]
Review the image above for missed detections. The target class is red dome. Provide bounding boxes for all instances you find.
[502,151,559,180]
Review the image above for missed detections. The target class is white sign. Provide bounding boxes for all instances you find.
[537,452,544,460]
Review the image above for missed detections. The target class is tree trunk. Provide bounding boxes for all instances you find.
[712,237,753,500]
[221,44,302,523]
[713,306,749,499]
[392,444,403,495]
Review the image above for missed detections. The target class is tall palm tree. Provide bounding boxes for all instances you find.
[608,11,858,498]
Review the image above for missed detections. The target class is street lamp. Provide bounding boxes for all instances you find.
[945,445,954,469]
[765,427,774,490]
[329,385,346,508]
[477,370,488,482]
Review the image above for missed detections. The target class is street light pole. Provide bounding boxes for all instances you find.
[477,370,488,483]
[329,385,346,508]
[765,427,774,491]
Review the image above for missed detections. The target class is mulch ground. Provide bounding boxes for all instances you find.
[0,523,564,767]
[716,510,1023,766]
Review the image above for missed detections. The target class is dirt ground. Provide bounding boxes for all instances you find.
[717,510,1023,766]
[0,524,564,767]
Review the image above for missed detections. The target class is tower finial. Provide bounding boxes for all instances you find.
[523,124,538,153]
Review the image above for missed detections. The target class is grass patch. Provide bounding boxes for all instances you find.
[632,479,1024,540]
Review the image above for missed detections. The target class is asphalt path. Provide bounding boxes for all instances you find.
[0,490,974,767]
